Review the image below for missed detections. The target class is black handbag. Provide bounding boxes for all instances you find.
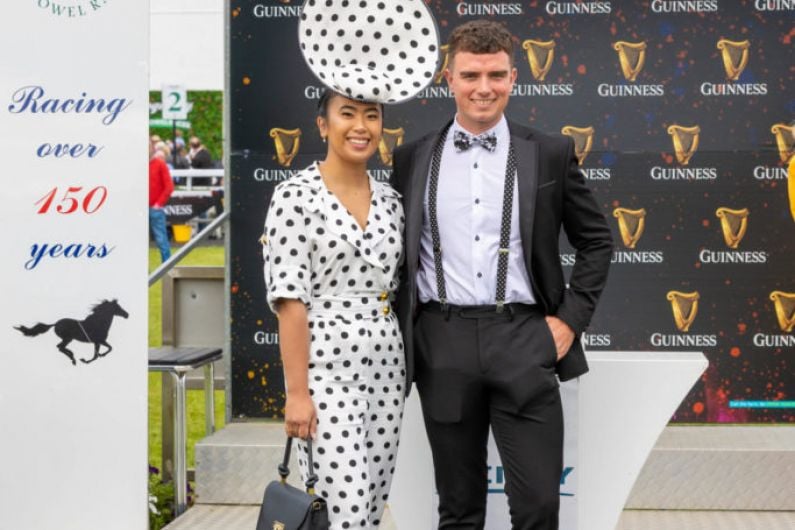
[256,437,330,530]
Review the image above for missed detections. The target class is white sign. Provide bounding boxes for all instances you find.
[0,3,149,530]
[162,84,189,120]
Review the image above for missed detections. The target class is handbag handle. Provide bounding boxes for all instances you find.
[279,437,319,494]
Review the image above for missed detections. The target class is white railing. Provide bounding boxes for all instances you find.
[170,168,225,190]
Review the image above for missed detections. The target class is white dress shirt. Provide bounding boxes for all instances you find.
[417,115,536,305]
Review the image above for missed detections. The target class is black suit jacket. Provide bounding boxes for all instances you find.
[391,119,613,390]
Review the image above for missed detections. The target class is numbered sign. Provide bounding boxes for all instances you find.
[162,84,188,120]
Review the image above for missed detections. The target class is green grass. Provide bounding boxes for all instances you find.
[149,245,226,471]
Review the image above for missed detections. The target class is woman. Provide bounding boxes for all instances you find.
[262,90,405,529]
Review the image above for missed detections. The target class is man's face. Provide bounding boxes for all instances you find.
[444,50,517,134]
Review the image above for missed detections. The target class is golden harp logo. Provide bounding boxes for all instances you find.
[613,208,646,249]
[771,123,795,164]
[667,124,700,166]
[272,522,286,530]
[269,128,301,168]
[769,291,795,333]
[561,126,594,165]
[715,207,749,249]
[613,41,647,82]
[434,45,450,84]
[716,39,750,81]
[522,39,556,81]
[667,291,700,332]
[378,127,405,166]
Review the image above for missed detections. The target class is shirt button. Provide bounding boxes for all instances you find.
[477,272,483,278]
[475,235,480,242]
[474,162,478,169]
[474,198,480,205]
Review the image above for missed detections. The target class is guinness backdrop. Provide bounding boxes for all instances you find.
[229,0,794,423]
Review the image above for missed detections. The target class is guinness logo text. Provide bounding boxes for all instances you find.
[254,331,279,345]
[650,0,718,12]
[650,167,717,181]
[545,1,612,14]
[701,39,768,96]
[599,42,664,97]
[252,3,301,18]
[253,168,299,182]
[752,166,788,180]
[456,3,523,16]
[753,0,795,10]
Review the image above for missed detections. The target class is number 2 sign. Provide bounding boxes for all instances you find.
[161,85,187,120]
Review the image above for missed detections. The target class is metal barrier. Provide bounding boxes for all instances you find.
[170,169,225,191]
[148,205,229,515]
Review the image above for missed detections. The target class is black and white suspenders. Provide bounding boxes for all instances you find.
[426,124,519,313]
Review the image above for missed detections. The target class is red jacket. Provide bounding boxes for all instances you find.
[149,157,174,207]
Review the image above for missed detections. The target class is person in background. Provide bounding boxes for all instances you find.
[149,139,174,262]
[189,135,214,186]
[173,145,191,170]
[154,141,173,169]
[188,136,213,169]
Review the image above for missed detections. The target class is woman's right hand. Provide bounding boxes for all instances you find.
[285,391,317,440]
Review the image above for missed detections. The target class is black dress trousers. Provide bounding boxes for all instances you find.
[414,303,564,530]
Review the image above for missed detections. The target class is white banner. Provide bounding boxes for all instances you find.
[0,2,149,529]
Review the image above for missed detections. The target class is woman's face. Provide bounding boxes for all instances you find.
[317,95,382,166]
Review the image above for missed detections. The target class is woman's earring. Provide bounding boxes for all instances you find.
[321,136,327,143]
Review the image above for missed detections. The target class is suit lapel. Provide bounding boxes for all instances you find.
[510,122,539,268]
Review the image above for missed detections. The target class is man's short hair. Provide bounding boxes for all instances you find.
[447,20,515,67]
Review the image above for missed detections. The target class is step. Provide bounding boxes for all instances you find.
[626,426,795,510]
[163,504,397,530]
[194,422,298,506]
[195,423,795,510]
[163,506,795,530]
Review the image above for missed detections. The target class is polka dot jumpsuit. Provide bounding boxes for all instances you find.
[263,163,406,530]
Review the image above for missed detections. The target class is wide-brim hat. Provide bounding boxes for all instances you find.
[298,0,440,104]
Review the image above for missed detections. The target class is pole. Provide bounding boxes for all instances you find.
[172,119,178,168]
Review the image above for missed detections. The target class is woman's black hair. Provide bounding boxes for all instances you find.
[316,89,385,119]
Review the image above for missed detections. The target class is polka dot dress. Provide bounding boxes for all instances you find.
[263,163,406,530]
[298,0,440,103]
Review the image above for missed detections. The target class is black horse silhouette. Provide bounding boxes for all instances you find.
[15,299,129,366]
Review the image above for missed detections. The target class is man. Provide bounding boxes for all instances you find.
[392,20,613,529]
[188,136,213,169]
[149,139,174,262]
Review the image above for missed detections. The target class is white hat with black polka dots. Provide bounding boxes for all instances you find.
[298,0,440,104]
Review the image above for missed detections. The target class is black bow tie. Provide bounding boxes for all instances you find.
[453,130,498,153]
